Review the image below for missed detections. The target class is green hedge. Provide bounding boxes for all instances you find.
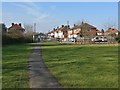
[2,33,33,45]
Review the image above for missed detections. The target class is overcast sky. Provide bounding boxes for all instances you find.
[2,2,118,33]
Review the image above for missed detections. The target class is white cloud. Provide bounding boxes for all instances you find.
[12,2,49,22]
[2,2,51,32]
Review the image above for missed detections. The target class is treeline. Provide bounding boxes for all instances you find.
[1,23,33,45]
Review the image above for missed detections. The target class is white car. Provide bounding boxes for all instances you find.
[91,36,108,42]
[69,37,77,42]
[99,36,107,42]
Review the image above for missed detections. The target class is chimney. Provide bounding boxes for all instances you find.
[61,25,64,28]
[112,28,114,30]
[12,23,14,26]
[74,24,76,27]
[68,25,70,28]
[19,23,21,27]
[81,21,84,24]
[53,28,56,31]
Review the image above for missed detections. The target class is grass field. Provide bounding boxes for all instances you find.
[2,44,32,88]
[41,41,118,88]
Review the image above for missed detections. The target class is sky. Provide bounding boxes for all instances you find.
[2,2,118,33]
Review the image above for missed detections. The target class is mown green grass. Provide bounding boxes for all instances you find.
[2,43,32,88]
[41,42,118,88]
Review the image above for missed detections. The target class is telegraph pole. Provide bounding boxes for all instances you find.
[33,23,36,42]
[67,20,69,26]
[34,23,36,33]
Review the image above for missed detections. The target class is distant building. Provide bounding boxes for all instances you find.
[69,22,98,38]
[8,23,25,32]
[47,22,119,42]
[104,28,119,36]
[47,30,54,39]
[34,33,46,42]
[47,25,70,41]
[96,29,103,36]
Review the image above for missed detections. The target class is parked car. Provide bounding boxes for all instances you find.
[69,37,76,42]
[91,36,108,42]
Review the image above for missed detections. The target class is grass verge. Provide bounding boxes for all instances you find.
[41,41,118,88]
[2,43,32,88]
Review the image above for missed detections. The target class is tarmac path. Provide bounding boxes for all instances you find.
[28,43,62,88]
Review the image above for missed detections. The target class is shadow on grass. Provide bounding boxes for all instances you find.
[41,43,72,47]
[28,42,73,47]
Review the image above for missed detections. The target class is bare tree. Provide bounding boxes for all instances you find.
[75,19,89,25]
[24,23,34,34]
[103,20,117,30]
[75,20,83,26]
[103,20,117,43]
[23,23,35,42]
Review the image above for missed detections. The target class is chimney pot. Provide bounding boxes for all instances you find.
[68,25,70,28]
[19,23,21,27]
[12,23,14,26]
[53,28,55,30]
[82,21,84,24]
[62,25,64,28]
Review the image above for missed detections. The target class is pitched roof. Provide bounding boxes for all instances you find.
[8,24,25,32]
[105,28,118,33]
[72,22,96,29]
[35,32,46,36]
[96,29,102,33]
[53,25,70,32]
[39,33,46,36]
[60,26,70,31]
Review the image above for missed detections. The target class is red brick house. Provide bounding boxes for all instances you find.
[96,29,103,36]
[60,25,70,39]
[69,22,98,38]
[8,23,25,32]
[104,28,119,36]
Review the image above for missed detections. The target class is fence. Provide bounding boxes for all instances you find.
[74,36,117,45]
[45,36,118,45]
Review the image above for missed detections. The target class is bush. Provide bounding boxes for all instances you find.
[2,29,34,45]
[115,36,120,43]
[24,34,33,43]
[2,28,43,45]
[2,34,25,45]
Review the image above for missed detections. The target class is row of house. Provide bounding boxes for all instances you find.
[47,22,119,41]
[2,22,119,42]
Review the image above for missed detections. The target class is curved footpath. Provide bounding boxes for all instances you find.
[28,43,62,88]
